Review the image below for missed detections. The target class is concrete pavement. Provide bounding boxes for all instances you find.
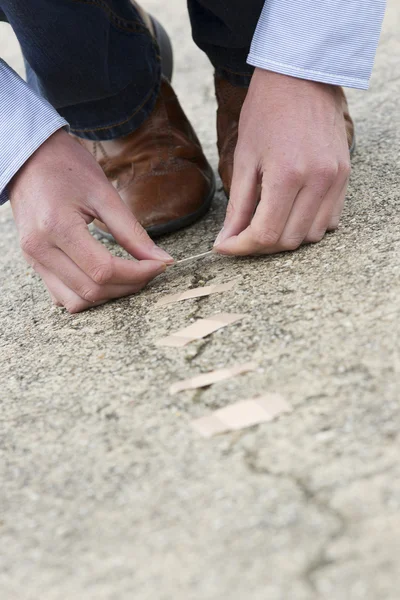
[1,1,400,598]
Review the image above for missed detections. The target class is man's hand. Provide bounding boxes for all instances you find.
[10,129,173,313]
[214,69,351,255]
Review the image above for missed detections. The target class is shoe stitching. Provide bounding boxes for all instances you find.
[97,142,109,161]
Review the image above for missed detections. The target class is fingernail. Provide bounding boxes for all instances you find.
[152,246,174,263]
[214,227,226,247]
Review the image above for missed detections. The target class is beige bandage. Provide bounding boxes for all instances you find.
[191,394,291,437]
[155,281,236,308]
[155,312,245,348]
[169,361,257,395]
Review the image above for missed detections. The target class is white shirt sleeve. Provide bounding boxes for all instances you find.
[247,0,387,90]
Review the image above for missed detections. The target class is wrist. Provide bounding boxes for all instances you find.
[9,129,70,203]
[254,67,336,89]
[251,67,342,107]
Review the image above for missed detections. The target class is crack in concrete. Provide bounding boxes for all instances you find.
[191,387,206,405]
[242,450,397,594]
[298,482,347,594]
[190,270,215,288]
[184,336,212,363]
[183,274,215,363]
[243,448,349,596]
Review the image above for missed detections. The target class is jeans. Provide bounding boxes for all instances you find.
[0,0,263,140]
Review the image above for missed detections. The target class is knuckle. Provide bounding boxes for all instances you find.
[78,285,102,304]
[282,164,304,187]
[89,258,114,285]
[40,210,83,240]
[311,162,338,185]
[133,219,146,239]
[128,215,148,241]
[339,160,351,177]
[117,214,149,247]
[38,211,60,236]
[251,225,280,247]
[20,231,42,256]
[280,234,304,251]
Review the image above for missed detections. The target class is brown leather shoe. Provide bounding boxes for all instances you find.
[80,78,215,238]
[215,74,355,198]
[77,8,214,239]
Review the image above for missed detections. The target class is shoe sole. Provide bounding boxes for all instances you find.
[143,174,216,238]
[93,16,215,242]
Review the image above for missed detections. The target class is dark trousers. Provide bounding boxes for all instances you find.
[0,0,264,140]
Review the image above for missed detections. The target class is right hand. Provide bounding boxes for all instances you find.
[214,69,351,256]
[9,129,173,313]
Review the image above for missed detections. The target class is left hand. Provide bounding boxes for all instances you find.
[213,68,351,255]
[9,130,172,313]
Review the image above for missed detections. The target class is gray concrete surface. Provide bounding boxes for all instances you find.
[1,2,400,599]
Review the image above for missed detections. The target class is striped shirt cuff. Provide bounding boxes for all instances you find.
[0,60,68,205]
[248,0,386,90]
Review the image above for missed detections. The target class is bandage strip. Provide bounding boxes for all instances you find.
[155,281,236,308]
[169,361,258,395]
[155,313,246,348]
[191,395,292,437]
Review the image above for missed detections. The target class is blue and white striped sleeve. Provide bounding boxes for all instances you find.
[0,60,68,205]
[248,0,386,90]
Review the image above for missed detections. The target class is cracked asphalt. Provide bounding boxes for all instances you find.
[1,1,400,599]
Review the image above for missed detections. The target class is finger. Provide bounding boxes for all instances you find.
[214,152,259,246]
[215,168,301,255]
[34,262,154,313]
[93,189,173,263]
[33,262,94,311]
[53,218,166,286]
[326,174,349,231]
[44,271,107,313]
[277,184,328,250]
[37,246,165,303]
[305,173,349,243]
[327,182,347,231]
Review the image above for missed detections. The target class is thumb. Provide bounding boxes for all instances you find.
[96,189,174,263]
[214,154,258,249]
